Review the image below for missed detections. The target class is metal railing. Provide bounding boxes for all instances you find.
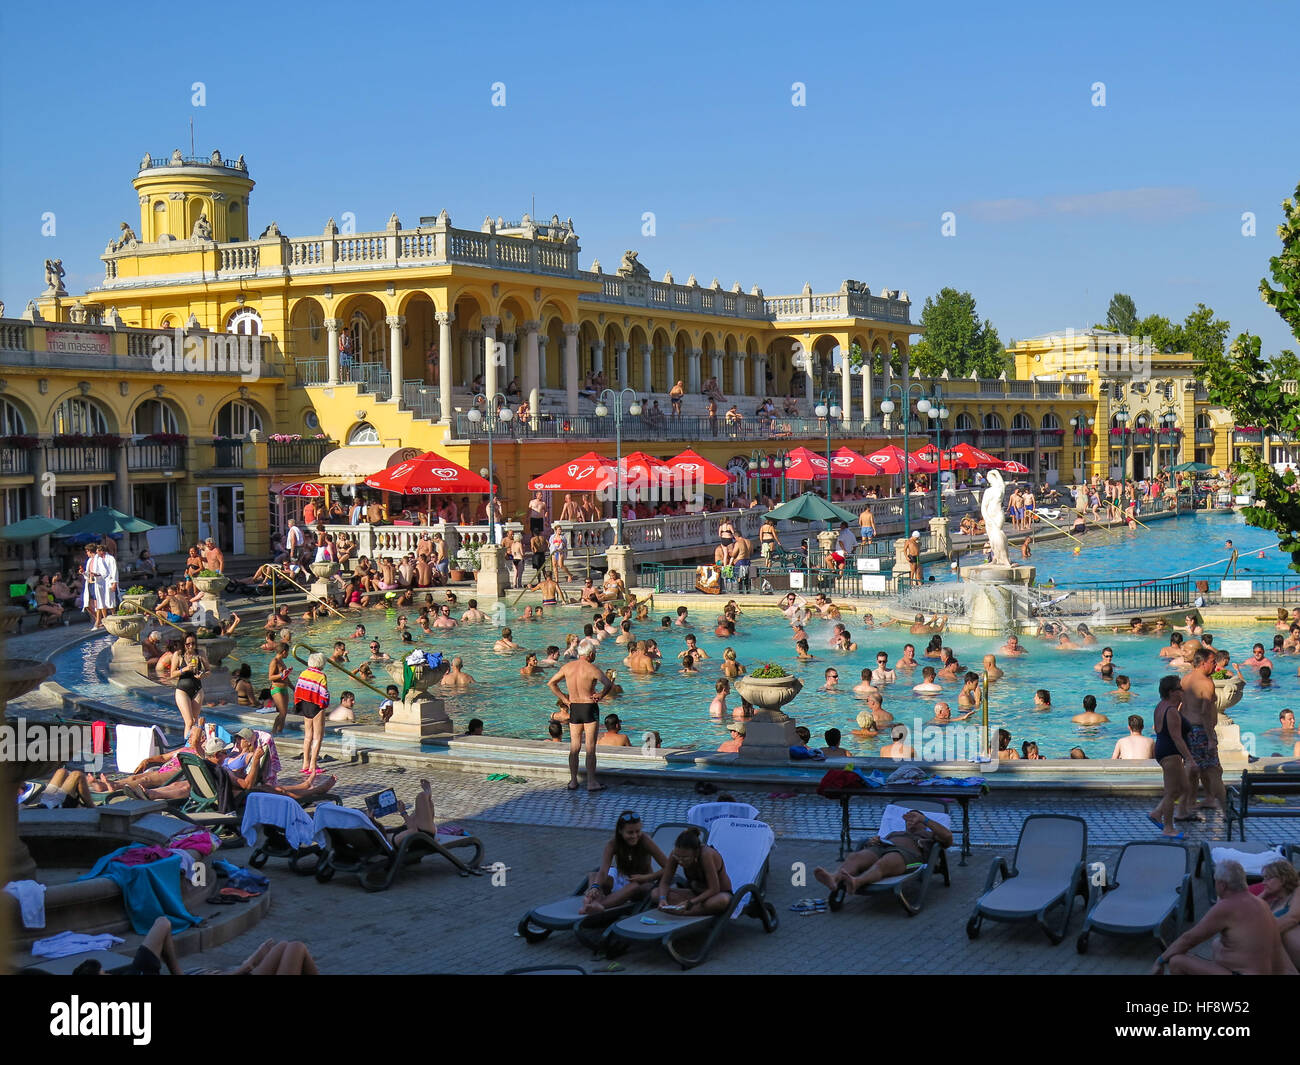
[401,380,442,421]
[1205,576,1300,604]
[268,439,337,468]
[1057,576,1192,612]
[295,358,327,386]
[0,446,33,475]
[126,442,183,470]
[211,441,245,469]
[44,446,114,474]
[453,412,890,443]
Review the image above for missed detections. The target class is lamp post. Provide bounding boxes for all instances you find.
[748,447,793,504]
[880,384,936,539]
[595,387,641,546]
[813,389,842,500]
[1159,407,1178,477]
[1113,405,1130,486]
[466,392,512,544]
[922,391,949,518]
[1069,411,1095,484]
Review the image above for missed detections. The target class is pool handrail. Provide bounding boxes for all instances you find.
[271,570,348,620]
[291,641,392,700]
[148,609,245,664]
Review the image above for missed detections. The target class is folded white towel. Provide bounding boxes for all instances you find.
[31,931,124,958]
[115,724,165,773]
[4,880,47,929]
[1210,846,1284,877]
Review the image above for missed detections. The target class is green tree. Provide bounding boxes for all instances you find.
[910,288,1006,378]
[1180,303,1230,362]
[1135,313,1185,353]
[1105,293,1138,334]
[1201,181,1300,572]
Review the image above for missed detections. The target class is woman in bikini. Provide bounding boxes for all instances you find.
[268,647,292,734]
[813,809,953,906]
[580,810,670,915]
[654,826,732,916]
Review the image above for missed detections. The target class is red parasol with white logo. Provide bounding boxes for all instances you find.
[526,451,616,491]
[279,482,326,497]
[364,452,491,495]
[663,449,733,486]
[948,442,1003,469]
[864,444,937,476]
[999,460,1032,474]
[780,446,834,481]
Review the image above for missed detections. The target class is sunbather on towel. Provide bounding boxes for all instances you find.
[71,916,320,975]
[653,826,732,916]
[580,810,670,915]
[814,810,953,898]
[219,733,337,803]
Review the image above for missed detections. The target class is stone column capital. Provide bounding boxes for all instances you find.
[537,334,550,347]
[664,346,675,356]
[468,330,485,341]
[520,319,542,333]
[562,322,580,337]
[385,315,406,327]
[481,316,501,330]
[324,318,342,330]
[501,332,516,344]
[614,342,629,353]
[435,311,455,325]
[593,339,605,350]
[639,344,653,356]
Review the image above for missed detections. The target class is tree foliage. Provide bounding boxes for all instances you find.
[909,288,1007,379]
[1200,182,1300,572]
[1105,293,1138,334]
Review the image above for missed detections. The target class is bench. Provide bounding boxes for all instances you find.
[1225,771,1300,840]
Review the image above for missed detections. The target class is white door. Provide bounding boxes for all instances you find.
[197,487,215,544]
[231,485,246,554]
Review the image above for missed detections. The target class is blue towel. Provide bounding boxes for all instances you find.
[82,852,200,935]
[854,770,888,788]
[213,724,233,744]
[423,651,443,669]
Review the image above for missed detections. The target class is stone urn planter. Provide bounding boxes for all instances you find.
[195,636,237,706]
[1213,674,1245,715]
[2,657,57,881]
[191,575,227,596]
[191,573,230,622]
[196,636,237,668]
[309,561,340,603]
[1,658,56,705]
[103,613,143,642]
[733,673,804,717]
[383,657,446,693]
[1,605,26,634]
[119,591,157,614]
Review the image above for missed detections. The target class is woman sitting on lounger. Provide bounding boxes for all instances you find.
[207,733,336,805]
[813,810,954,903]
[579,810,670,915]
[653,826,733,916]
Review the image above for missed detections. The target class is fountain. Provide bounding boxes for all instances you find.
[381,658,455,741]
[957,470,1037,635]
[732,668,803,761]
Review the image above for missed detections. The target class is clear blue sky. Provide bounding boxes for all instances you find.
[2,0,1296,355]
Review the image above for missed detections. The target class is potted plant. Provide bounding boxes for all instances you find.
[1,434,39,450]
[119,585,157,613]
[141,432,188,446]
[1211,668,1245,713]
[734,662,803,715]
[191,569,227,594]
[102,611,143,641]
[450,546,479,582]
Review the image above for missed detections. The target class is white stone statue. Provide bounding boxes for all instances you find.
[44,258,67,295]
[980,468,1011,567]
[191,212,212,240]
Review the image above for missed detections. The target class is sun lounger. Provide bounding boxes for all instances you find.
[242,792,323,875]
[1196,840,1299,902]
[310,803,484,892]
[516,822,699,947]
[686,802,758,832]
[1076,840,1194,953]
[832,801,951,916]
[966,814,1091,944]
[601,818,779,969]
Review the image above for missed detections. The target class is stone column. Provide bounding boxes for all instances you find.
[734,355,746,396]
[861,366,874,433]
[688,348,702,394]
[538,335,550,391]
[640,344,653,394]
[615,342,629,389]
[436,311,454,424]
[386,314,404,403]
[476,542,509,598]
[520,320,540,420]
[840,352,853,425]
[592,340,604,380]
[928,516,951,560]
[804,354,815,405]
[711,351,722,389]
[563,323,580,415]
[503,333,516,387]
[112,443,130,512]
[665,346,675,391]
[460,333,473,387]
[325,317,341,385]
[481,316,500,400]
[30,447,50,565]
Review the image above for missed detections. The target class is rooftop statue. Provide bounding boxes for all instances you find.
[617,250,650,280]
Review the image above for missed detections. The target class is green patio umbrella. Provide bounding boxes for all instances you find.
[52,507,156,538]
[1170,461,1217,473]
[0,515,69,541]
[764,492,858,526]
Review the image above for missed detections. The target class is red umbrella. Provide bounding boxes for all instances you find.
[782,446,832,481]
[827,446,876,477]
[527,451,615,491]
[279,482,325,497]
[364,452,491,495]
[864,444,937,475]
[664,449,732,486]
[949,442,1003,469]
[1000,460,1032,474]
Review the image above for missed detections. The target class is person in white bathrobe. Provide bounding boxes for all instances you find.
[80,545,102,627]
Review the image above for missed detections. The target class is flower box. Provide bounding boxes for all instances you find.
[1,434,40,450]
[53,433,122,449]
[141,432,188,445]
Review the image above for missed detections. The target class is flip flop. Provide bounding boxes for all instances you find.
[1146,815,1164,829]
[220,886,259,900]
[1174,814,1205,822]
[827,884,848,911]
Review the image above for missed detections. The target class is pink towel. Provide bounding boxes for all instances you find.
[111,845,172,866]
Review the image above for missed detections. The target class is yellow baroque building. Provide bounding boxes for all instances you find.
[0,149,1252,574]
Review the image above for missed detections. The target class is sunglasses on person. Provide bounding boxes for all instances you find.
[617,811,641,824]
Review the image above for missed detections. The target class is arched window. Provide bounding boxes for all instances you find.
[349,312,377,362]
[215,400,262,437]
[0,397,27,435]
[133,399,180,436]
[1195,412,1211,430]
[1011,413,1033,430]
[982,413,1004,430]
[348,422,379,445]
[1040,412,1061,430]
[955,413,974,431]
[1134,412,1151,429]
[227,309,262,335]
[52,397,108,435]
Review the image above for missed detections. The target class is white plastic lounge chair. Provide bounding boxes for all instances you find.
[831,801,951,916]
[310,803,484,891]
[1197,841,1298,902]
[1076,840,1194,953]
[687,801,759,832]
[516,821,699,946]
[966,814,1090,944]
[601,818,779,969]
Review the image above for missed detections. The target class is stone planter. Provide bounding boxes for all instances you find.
[1,658,56,705]
[191,574,230,622]
[1,605,27,633]
[197,636,237,668]
[119,592,157,614]
[191,575,227,595]
[1213,675,1245,714]
[103,614,142,641]
[309,561,340,603]
[383,659,446,692]
[733,674,803,716]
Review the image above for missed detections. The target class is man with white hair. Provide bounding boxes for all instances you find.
[1155,859,1297,975]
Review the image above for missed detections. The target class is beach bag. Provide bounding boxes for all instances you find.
[817,768,864,796]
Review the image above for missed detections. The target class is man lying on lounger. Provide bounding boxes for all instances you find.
[813,810,953,903]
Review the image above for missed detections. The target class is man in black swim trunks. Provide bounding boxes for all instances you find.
[547,646,614,793]
[812,809,953,906]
